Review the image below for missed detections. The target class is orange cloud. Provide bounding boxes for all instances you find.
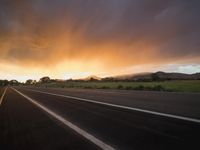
[0,0,200,81]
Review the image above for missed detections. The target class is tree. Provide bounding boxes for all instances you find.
[39,77,51,83]
[89,77,99,82]
[9,80,19,86]
[26,79,35,85]
[0,80,9,86]
[151,74,160,81]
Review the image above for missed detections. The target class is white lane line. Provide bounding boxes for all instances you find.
[26,88,200,124]
[13,88,115,150]
[0,87,7,106]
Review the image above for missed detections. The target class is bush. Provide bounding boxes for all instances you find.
[101,86,110,89]
[134,85,144,90]
[83,86,93,89]
[117,85,124,89]
[61,85,65,88]
[125,86,133,90]
[152,85,165,91]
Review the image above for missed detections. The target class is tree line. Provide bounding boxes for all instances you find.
[0,76,52,86]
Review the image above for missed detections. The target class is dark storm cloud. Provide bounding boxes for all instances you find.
[0,0,200,67]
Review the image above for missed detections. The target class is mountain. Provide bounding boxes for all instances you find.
[114,72,151,80]
[149,72,200,81]
[102,72,200,81]
[80,75,101,81]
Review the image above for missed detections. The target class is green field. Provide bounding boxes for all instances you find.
[36,80,200,93]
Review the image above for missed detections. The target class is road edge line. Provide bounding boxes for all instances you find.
[27,88,200,124]
[12,88,115,150]
[0,87,7,106]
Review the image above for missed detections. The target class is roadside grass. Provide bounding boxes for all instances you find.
[35,80,200,93]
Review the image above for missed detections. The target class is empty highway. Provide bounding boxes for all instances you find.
[1,86,200,150]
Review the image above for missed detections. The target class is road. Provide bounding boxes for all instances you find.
[1,87,200,150]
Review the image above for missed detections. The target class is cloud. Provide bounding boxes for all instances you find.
[0,0,200,71]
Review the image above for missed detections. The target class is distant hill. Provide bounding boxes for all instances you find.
[102,72,200,81]
[150,72,200,80]
[72,72,200,82]
[79,75,101,81]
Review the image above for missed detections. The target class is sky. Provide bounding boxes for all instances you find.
[0,0,200,81]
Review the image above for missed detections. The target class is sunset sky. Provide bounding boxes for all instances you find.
[0,0,200,81]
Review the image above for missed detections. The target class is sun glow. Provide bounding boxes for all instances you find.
[0,1,200,81]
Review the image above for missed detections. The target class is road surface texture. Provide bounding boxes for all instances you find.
[0,88,100,150]
[1,86,200,150]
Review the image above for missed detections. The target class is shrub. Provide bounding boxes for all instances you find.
[83,86,92,89]
[101,86,110,89]
[125,86,133,90]
[152,85,165,91]
[134,85,144,90]
[61,85,65,88]
[117,85,124,89]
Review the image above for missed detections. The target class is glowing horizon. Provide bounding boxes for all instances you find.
[0,0,200,81]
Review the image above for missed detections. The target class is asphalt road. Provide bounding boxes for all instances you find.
[0,88,100,150]
[23,87,200,118]
[1,87,200,150]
